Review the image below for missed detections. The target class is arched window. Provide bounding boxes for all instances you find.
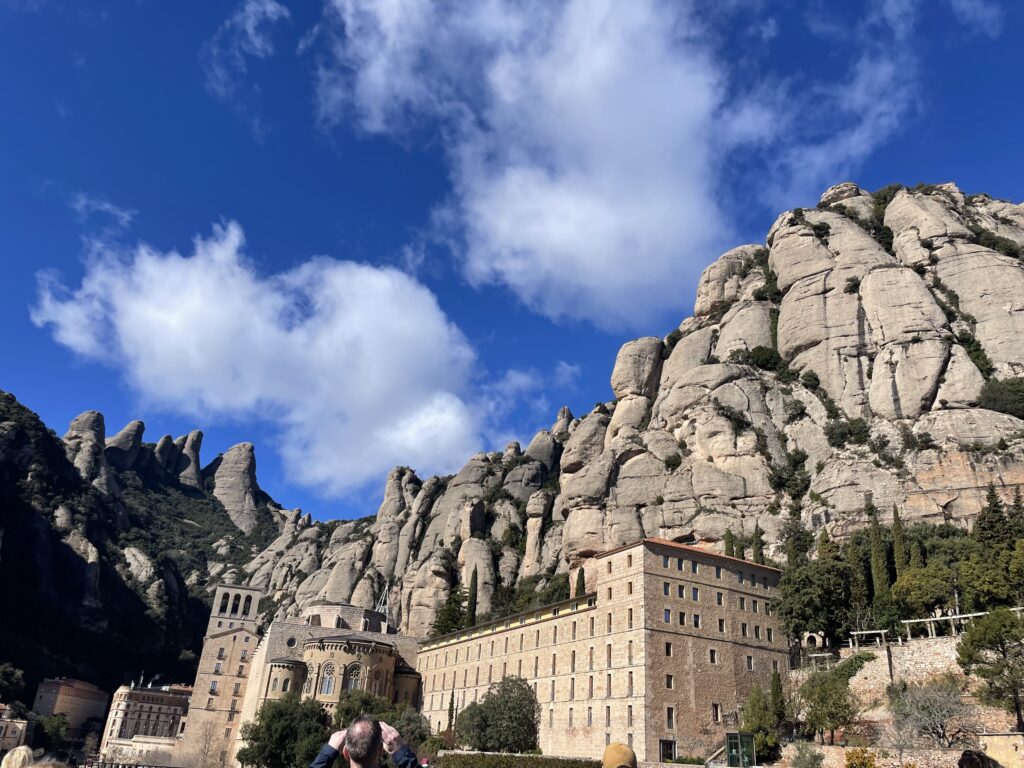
[320,664,336,696]
[242,595,252,616]
[219,593,230,614]
[230,594,241,615]
[282,677,291,693]
[271,678,279,692]
[343,665,362,692]
[303,665,314,694]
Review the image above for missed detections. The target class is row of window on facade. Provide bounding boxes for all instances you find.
[654,554,773,590]
[660,608,775,642]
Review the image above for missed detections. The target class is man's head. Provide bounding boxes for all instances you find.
[344,715,383,766]
[602,742,637,768]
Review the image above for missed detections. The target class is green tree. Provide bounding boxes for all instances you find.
[817,529,838,560]
[467,567,479,627]
[741,684,781,760]
[974,485,1010,548]
[0,663,25,702]
[389,704,431,750]
[770,670,786,726]
[1009,540,1024,605]
[724,529,736,558]
[868,507,890,602]
[455,676,540,753]
[237,694,328,768]
[958,553,1012,612]
[1009,489,1024,539]
[891,565,954,617]
[957,608,1024,731]
[892,506,909,578]
[782,507,813,569]
[752,524,766,565]
[432,583,466,637]
[448,690,456,732]
[575,568,586,598]
[333,689,394,730]
[801,672,857,745]
[34,713,68,753]
[777,557,853,647]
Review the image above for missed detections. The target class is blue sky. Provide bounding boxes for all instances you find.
[1,0,1021,520]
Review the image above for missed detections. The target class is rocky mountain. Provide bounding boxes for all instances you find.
[3,181,1023,688]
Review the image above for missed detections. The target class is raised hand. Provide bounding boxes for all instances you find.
[379,721,405,754]
[328,729,347,751]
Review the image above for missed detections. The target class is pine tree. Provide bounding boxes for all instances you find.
[752,525,766,565]
[782,504,813,569]
[431,583,466,637]
[868,506,890,602]
[466,567,478,628]
[892,505,909,578]
[1009,488,1024,539]
[909,539,925,569]
[724,529,736,558]
[575,567,586,598]
[974,484,1010,547]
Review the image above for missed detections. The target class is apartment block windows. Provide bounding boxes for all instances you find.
[664,608,671,623]
[663,555,670,568]
[607,644,612,666]
[663,581,670,596]
[691,561,698,574]
[570,678,575,699]
[666,674,674,689]
[665,642,673,657]
[606,706,612,727]
[715,565,722,578]
[709,649,718,664]
[677,558,683,571]
[693,614,701,629]
[678,611,686,626]
[589,647,594,670]
[691,587,699,601]
[587,707,592,726]
[767,628,774,643]
[667,707,675,729]
[590,617,595,637]
[627,671,634,696]
[607,613,613,633]
[628,608,634,629]
[550,680,555,701]
[628,640,633,665]
[571,650,576,673]
[551,654,557,675]
[627,554,632,567]
[755,626,762,640]
[747,655,754,671]
[716,592,724,606]
[677,584,684,598]
[742,623,748,638]
[712,703,721,723]
[589,676,594,697]
[606,674,612,697]
[627,581,633,595]
[739,597,746,610]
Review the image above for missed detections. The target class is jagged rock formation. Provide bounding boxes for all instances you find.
[242,181,1024,638]
[4,180,1023,676]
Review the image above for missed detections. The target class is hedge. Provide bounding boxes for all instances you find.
[435,754,600,768]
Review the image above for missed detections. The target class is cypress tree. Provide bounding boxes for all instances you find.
[817,529,838,560]
[868,506,890,602]
[909,539,925,569]
[724,529,736,558]
[575,567,586,598]
[466,567,478,628]
[782,505,812,569]
[847,540,870,620]
[974,484,1009,547]
[769,670,786,726]
[752,525,765,565]
[1009,488,1024,539]
[892,505,908,578]
[447,690,455,732]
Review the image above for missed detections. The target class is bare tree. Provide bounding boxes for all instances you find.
[883,708,918,768]
[184,719,223,768]
[889,674,978,749]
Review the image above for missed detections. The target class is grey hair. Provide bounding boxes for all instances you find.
[345,715,383,764]
[1,746,34,768]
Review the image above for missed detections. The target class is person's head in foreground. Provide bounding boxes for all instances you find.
[344,715,383,766]
[602,742,637,768]
[0,746,34,768]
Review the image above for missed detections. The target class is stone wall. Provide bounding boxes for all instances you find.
[777,743,962,768]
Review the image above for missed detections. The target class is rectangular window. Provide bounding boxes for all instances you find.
[237,665,244,676]
[607,644,612,666]
[233,683,241,695]
[709,649,718,664]
[665,642,672,656]
[755,626,761,640]
[627,554,632,567]
[518,659,523,676]
[677,557,683,571]
[712,703,721,722]
[534,657,539,677]
[570,678,575,699]
[663,555,670,568]
[572,622,577,640]
[747,655,754,671]
[627,581,633,595]
[550,709,554,727]
[663,608,671,623]
[693,614,701,629]
[589,647,594,671]
[628,640,633,665]
[738,571,744,584]
[606,705,612,727]
[768,628,774,643]
[587,707,592,726]
[716,591,723,606]
[663,581,670,596]
[590,617,595,637]
[607,587,613,599]
[551,654,557,675]
[627,671,633,696]
[606,673,612,697]
[607,613,612,632]
[628,608,634,629]
[627,705,633,726]
[607,560,612,573]
[667,707,675,729]
[660,740,676,762]
[753,599,759,613]
[666,674,674,689]
[550,680,555,701]
[742,623,748,637]
[521,634,525,650]
[692,560,698,574]
[553,626,558,643]
[502,662,507,677]
[589,676,594,698]
[692,587,699,601]
[739,597,746,610]
[571,650,576,672]
[678,611,686,626]
[773,660,779,672]
[715,565,722,578]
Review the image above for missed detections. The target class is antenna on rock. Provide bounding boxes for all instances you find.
[374,577,391,625]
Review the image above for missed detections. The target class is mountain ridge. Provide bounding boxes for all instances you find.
[3,179,1023,692]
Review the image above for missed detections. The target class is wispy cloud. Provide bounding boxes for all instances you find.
[946,0,1004,36]
[201,0,290,136]
[70,192,136,230]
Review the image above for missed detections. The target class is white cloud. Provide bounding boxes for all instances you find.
[310,0,974,329]
[70,192,136,230]
[203,0,290,99]
[31,221,483,495]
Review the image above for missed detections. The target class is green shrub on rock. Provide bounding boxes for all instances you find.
[979,377,1024,420]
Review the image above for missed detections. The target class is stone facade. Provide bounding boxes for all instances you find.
[32,677,109,739]
[228,597,420,767]
[0,704,28,754]
[418,538,788,762]
[181,584,262,768]
[99,683,192,762]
